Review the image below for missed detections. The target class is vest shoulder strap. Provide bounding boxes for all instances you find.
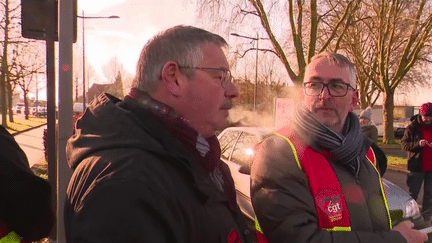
[275,127,351,231]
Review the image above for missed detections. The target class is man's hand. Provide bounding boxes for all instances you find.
[419,139,430,147]
[392,221,428,243]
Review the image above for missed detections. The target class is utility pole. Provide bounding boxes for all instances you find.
[77,14,119,111]
[230,32,268,111]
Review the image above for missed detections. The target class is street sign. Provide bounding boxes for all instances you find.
[21,0,77,42]
[273,97,295,128]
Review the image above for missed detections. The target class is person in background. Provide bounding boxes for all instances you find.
[360,107,378,144]
[251,52,427,243]
[0,125,54,242]
[402,102,432,224]
[64,25,253,243]
[359,106,387,175]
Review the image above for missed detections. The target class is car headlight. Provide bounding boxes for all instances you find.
[404,199,420,218]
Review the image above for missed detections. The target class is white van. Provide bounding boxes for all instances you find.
[73,103,89,114]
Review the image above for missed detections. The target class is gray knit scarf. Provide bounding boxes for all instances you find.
[292,105,366,177]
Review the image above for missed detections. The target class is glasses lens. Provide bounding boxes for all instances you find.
[304,83,323,96]
[328,83,348,97]
[221,70,232,88]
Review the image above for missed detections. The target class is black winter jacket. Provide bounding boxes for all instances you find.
[401,117,425,172]
[0,125,54,241]
[65,94,253,243]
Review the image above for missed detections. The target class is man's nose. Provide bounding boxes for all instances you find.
[319,85,331,100]
[225,81,239,98]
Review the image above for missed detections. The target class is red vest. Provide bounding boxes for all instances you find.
[275,127,391,231]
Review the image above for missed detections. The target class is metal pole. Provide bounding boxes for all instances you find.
[82,10,86,111]
[45,0,57,239]
[254,33,258,111]
[58,0,74,241]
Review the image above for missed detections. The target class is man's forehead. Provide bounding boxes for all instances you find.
[200,43,229,68]
[304,58,352,83]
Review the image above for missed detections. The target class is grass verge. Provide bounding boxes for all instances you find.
[3,117,47,134]
[377,137,408,170]
[387,155,407,171]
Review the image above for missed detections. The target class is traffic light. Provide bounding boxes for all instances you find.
[21,0,77,42]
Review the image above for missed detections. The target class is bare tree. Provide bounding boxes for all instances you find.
[11,42,45,119]
[1,0,45,125]
[102,56,126,83]
[73,43,101,103]
[107,71,124,98]
[339,1,432,111]
[197,0,360,86]
[347,0,432,144]
[0,0,20,126]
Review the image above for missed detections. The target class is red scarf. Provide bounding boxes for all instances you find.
[128,88,221,173]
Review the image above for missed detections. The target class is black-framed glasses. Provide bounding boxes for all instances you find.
[179,66,232,88]
[303,82,356,97]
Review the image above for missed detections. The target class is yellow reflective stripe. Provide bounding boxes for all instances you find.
[366,150,392,229]
[324,226,351,231]
[0,231,22,243]
[274,133,302,170]
[255,217,263,233]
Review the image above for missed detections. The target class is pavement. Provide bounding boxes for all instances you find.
[12,124,47,169]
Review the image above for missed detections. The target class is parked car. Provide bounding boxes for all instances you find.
[36,107,47,117]
[217,126,423,226]
[30,107,37,115]
[377,121,408,138]
[14,103,25,114]
[393,117,411,139]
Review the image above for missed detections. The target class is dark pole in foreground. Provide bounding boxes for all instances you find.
[45,0,57,240]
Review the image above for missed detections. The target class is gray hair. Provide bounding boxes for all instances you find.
[132,25,228,93]
[308,52,357,87]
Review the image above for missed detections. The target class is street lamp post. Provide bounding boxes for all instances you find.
[231,32,264,111]
[77,12,119,112]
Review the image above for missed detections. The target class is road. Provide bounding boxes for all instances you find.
[13,125,46,168]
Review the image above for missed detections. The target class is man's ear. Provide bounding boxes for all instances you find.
[161,61,182,97]
[349,90,359,111]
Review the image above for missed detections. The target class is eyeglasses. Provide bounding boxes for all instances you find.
[303,82,356,97]
[179,66,232,88]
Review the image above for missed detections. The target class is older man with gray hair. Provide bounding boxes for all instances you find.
[65,25,253,243]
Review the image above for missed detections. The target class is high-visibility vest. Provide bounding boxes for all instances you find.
[275,127,391,231]
[254,127,391,241]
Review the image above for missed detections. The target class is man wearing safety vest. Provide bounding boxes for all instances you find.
[250,52,427,243]
[0,125,54,242]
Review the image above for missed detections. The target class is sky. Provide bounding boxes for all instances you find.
[77,0,197,83]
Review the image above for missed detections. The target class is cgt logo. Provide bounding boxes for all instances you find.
[327,201,341,213]
[316,189,343,222]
